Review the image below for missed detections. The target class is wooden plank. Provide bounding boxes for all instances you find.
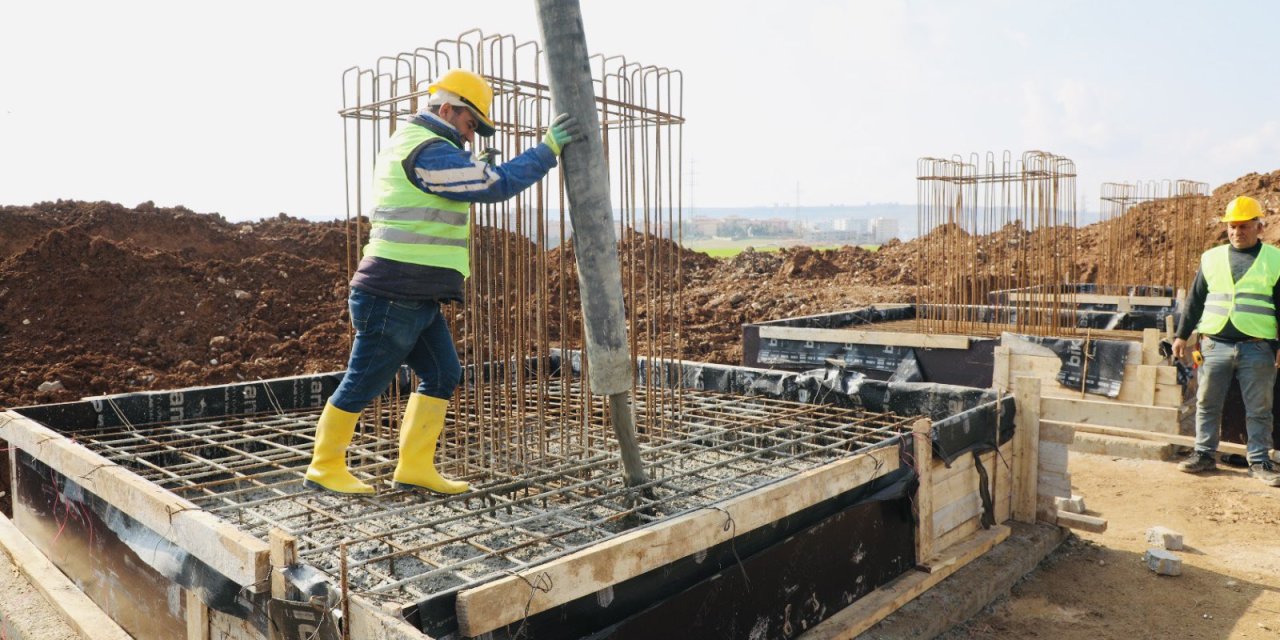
[994,440,1013,524]
[270,528,298,600]
[1012,377,1041,523]
[932,452,979,485]
[348,596,432,640]
[931,450,995,508]
[186,589,210,640]
[800,525,1011,640]
[1064,422,1251,457]
[758,325,970,350]
[1056,510,1108,533]
[932,493,981,540]
[0,411,270,591]
[992,345,1011,391]
[932,464,977,508]
[1142,328,1162,365]
[931,515,981,556]
[912,419,935,565]
[455,445,901,637]
[1039,396,1178,433]
[0,514,133,640]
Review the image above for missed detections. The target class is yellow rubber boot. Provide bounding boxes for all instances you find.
[304,403,375,495]
[392,393,469,494]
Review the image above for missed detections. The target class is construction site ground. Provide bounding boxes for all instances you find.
[2,168,1279,638]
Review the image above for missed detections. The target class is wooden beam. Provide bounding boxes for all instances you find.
[799,524,1011,639]
[0,514,132,640]
[1039,396,1178,433]
[758,325,970,350]
[1012,377,1041,523]
[348,596,432,640]
[992,345,1011,392]
[269,528,298,600]
[1056,510,1108,533]
[455,445,901,637]
[912,419,935,565]
[1063,421,1251,457]
[186,589,210,640]
[0,411,270,591]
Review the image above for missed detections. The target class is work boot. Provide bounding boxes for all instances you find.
[304,403,375,495]
[392,393,470,495]
[1177,451,1216,474]
[1248,461,1280,487]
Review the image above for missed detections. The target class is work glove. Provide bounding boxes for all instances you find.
[543,113,581,156]
[476,147,501,166]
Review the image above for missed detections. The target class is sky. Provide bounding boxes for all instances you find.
[2,0,1277,222]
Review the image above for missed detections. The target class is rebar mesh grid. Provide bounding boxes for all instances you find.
[915,151,1078,337]
[69,384,908,602]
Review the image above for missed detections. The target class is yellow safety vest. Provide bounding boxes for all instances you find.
[1196,243,1280,339]
[363,124,471,277]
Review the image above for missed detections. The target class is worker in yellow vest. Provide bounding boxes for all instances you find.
[1172,195,1280,486]
[304,69,581,495]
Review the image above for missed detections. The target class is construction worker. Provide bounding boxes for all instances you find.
[1172,195,1280,487]
[304,69,581,495]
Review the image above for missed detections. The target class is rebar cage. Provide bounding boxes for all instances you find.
[339,29,688,476]
[1098,179,1211,292]
[915,150,1079,336]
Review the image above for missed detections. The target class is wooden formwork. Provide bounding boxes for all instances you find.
[803,377,1084,639]
[1,371,1070,640]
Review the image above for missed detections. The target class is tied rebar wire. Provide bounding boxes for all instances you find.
[338,30,686,484]
[1098,180,1211,293]
[915,151,1078,337]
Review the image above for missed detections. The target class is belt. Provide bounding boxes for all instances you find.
[1207,335,1269,344]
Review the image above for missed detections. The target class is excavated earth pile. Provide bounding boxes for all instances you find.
[2,169,1277,408]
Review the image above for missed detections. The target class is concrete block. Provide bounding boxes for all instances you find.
[1037,470,1072,498]
[1054,495,1086,514]
[1146,526,1184,550]
[1039,442,1070,475]
[1144,549,1182,576]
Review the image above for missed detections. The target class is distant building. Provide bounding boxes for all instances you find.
[869,217,899,243]
[832,218,868,234]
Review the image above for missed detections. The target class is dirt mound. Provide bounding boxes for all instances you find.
[0,202,354,407]
[4,168,1277,407]
[776,246,841,279]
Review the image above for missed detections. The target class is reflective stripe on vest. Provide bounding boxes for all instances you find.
[362,123,472,276]
[1196,243,1280,339]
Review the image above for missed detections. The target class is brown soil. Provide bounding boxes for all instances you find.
[5,170,1280,408]
[941,452,1280,640]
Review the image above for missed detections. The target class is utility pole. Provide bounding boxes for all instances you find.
[535,0,651,492]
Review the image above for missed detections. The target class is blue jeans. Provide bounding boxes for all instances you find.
[1194,337,1277,464]
[328,288,461,412]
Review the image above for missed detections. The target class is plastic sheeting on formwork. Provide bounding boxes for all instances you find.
[1002,332,1133,398]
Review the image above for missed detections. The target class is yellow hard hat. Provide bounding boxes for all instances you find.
[428,69,496,136]
[1222,196,1264,222]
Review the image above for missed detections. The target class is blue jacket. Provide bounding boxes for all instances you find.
[405,112,558,203]
[349,111,559,302]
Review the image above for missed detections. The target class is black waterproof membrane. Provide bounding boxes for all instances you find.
[8,356,1013,640]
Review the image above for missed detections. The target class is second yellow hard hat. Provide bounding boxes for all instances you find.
[1222,195,1264,222]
